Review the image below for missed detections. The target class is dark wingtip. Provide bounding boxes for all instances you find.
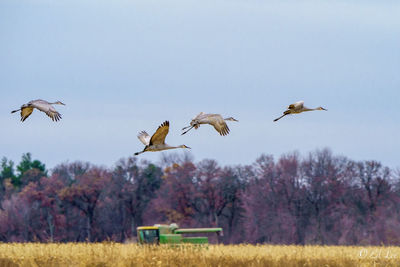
[160,120,169,127]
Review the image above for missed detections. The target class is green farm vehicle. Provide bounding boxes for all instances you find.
[137,223,223,245]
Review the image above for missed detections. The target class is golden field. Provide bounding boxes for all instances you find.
[0,243,399,267]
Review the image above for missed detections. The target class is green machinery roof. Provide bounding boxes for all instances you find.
[174,228,223,234]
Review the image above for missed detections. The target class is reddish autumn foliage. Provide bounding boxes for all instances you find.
[0,149,399,245]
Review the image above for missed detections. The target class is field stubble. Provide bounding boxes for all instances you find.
[0,243,398,267]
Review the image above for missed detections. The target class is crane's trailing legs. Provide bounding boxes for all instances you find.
[273,114,287,122]
[134,150,145,156]
[181,125,195,135]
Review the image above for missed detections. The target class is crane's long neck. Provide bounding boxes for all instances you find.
[164,145,178,150]
[305,106,325,112]
[164,144,188,150]
[224,117,238,122]
[303,107,318,112]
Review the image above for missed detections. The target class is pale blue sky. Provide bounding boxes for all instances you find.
[1,0,399,170]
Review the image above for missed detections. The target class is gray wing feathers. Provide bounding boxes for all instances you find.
[209,115,230,136]
[30,100,62,121]
[137,131,151,145]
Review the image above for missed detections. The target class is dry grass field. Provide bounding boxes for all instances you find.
[0,243,399,267]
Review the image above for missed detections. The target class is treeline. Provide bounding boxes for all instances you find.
[0,149,399,245]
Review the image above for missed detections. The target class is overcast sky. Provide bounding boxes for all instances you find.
[1,0,399,170]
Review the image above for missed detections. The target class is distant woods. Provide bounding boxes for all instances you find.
[0,150,399,245]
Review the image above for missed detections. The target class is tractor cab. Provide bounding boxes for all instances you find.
[137,227,160,244]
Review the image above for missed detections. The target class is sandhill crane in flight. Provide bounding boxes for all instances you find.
[11,99,66,122]
[134,121,190,155]
[181,112,238,136]
[273,101,327,122]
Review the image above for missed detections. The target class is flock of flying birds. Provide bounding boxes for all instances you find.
[11,99,327,156]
